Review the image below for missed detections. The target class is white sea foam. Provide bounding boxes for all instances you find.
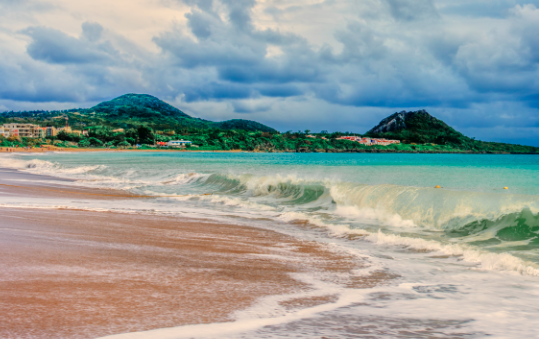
[364,230,539,276]
[275,208,539,277]
[333,205,416,228]
[161,172,205,185]
[0,155,106,176]
[329,182,539,231]
[6,152,539,338]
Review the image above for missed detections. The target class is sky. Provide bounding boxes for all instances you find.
[1,0,539,145]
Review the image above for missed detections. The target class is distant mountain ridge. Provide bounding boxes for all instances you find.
[367,109,471,145]
[1,99,538,153]
[92,94,193,119]
[0,93,278,133]
[90,94,278,133]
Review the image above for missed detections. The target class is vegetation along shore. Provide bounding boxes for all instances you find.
[1,94,537,154]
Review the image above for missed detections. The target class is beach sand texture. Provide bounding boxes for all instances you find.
[0,170,381,339]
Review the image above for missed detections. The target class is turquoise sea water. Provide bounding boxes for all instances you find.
[3,151,539,338]
[4,152,539,263]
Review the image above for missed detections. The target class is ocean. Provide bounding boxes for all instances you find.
[2,151,539,338]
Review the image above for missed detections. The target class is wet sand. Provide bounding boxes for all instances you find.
[0,169,373,339]
[0,168,144,200]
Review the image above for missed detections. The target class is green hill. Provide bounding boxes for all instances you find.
[0,94,278,133]
[87,94,211,129]
[214,119,277,133]
[91,94,193,119]
[367,110,470,145]
[89,94,278,133]
[367,110,538,153]
[1,101,537,153]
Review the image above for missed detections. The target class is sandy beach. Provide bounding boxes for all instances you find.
[0,168,378,339]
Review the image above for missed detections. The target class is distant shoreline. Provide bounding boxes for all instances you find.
[0,147,536,155]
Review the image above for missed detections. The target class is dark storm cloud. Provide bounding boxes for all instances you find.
[21,26,116,64]
[232,100,272,113]
[182,0,214,13]
[386,0,439,21]
[1,0,539,144]
[256,84,303,98]
[11,0,539,111]
[182,82,254,102]
[437,0,539,17]
[0,21,149,104]
[154,0,323,102]
[81,22,104,42]
[186,11,213,39]
[438,5,539,103]
[220,0,256,30]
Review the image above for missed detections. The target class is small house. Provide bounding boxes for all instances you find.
[166,140,192,148]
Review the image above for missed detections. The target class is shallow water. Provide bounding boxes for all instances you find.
[2,151,539,338]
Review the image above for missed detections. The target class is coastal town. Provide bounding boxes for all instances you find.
[0,123,401,149]
[0,123,196,149]
[335,136,401,146]
[0,123,87,138]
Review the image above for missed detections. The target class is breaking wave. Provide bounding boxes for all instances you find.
[185,172,539,231]
[3,153,539,275]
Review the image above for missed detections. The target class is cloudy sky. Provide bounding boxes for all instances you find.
[1,0,539,145]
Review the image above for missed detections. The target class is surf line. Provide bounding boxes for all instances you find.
[0,183,214,199]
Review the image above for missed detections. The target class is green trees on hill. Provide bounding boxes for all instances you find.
[86,94,278,133]
[213,119,277,133]
[0,94,278,134]
[367,110,469,145]
[363,110,537,152]
[92,94,192,118]
[1,96,538,153]
[1,124,538,153]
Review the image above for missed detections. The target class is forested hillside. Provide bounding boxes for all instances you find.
[0,94,278,133]
[367,110,471,145]
[1,97,537,154]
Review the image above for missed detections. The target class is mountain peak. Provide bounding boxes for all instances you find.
[367,110,469,145]
[87,93,277,132]
[92,94,192,119]
[368,109,433,134]
[113,93,160,101]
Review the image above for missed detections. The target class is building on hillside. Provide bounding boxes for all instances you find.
[306,134,328,140]
[336,136,400,146]
[2,124,42,138]
[44,126,58,137]
[58,126,72,134]
[0,127,8,137]
[112,128,124,133]
[370,138,401,146]
[166,140,192,148]
[71,130,84,136]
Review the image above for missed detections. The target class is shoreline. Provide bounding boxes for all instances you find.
[1,147,535,154]
[0,168,376,339]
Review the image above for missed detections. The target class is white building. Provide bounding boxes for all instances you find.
[2,124,42,138]
[0,127,8,137]
[166,140,192,148]
[336,136,401,146]
[44,126,58,137]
